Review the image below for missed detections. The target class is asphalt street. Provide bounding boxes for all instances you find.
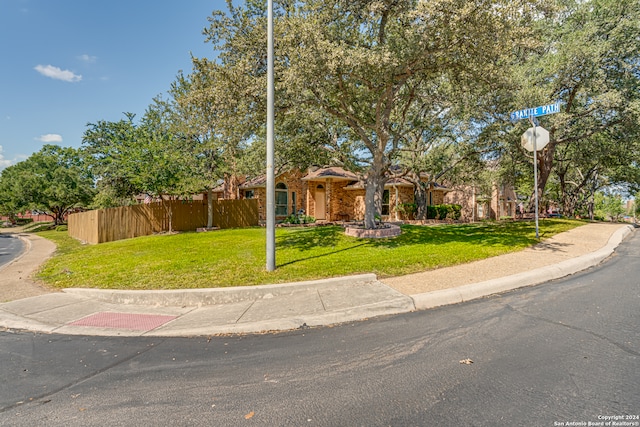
[0,232,638,426]
[0,234,24,269]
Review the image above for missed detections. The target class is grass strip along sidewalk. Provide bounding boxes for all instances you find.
[35,219,583,290]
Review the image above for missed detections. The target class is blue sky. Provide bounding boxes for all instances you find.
[0,0,228,169]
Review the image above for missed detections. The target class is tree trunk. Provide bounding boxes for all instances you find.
[160,199,173,233]
[588,174,597,220]
[405,171,427,220]
[223,173,240,200]
[528,142,556,212]
[207,188,214,229]
[413,182,428,220]
[363,161,388,229]
[51,207,64,226]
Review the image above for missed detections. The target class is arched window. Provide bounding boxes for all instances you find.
[275,182,288,216]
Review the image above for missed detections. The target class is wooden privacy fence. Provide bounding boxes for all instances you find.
[68,199,259,244]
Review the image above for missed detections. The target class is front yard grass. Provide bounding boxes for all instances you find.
[36,219,584,290]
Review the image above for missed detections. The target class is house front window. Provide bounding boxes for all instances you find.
[276,183,288,216]
[244,190,254,199]
[382,189,390,215]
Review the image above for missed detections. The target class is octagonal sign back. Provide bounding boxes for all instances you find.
[521,126,550,152]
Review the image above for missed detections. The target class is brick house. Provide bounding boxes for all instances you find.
[302,167,417,222]
[444,182,518,221]
[213,166,451,223]
[237,169,307,222]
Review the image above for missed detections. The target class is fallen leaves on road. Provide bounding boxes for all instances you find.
[245,411,255,420]
[459,358,474,365]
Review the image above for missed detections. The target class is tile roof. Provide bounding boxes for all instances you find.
[239,175,267,189]
[301,166,359,181]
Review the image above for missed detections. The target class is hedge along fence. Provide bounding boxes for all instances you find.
[68,199,259,244]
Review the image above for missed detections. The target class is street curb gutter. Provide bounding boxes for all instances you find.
[63,273,379,307]
[410,224,634,310]
[146,295,415,337]
[0,233,31,273]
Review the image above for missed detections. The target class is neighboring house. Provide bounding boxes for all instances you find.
[134,193,205,204]
[444,182,518,221]
[212,166,451,223]
[1,210,54,224]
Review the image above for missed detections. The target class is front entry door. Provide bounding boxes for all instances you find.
[315,185,326,220]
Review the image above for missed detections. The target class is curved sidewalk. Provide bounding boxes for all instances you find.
[0,222,634,337]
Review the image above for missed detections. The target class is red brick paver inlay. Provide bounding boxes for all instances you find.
[68,312,177,331]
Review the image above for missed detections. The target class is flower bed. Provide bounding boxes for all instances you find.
[344,223,402,238]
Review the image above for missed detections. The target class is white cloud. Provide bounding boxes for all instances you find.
[78,54,97,63]
[0,146,12,170]
[34,64,82,82]
[36,134,63,143]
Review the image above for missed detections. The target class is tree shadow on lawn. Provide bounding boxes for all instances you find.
[276,225,346,251]
[368,223,540,249]
[275,222,540,261]
[276,226,367,268]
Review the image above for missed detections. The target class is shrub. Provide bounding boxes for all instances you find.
[436,205,449,220]
[426,204,462,220]
[395,203,417,219]
[282,214,316,224]
[450,204,462,220]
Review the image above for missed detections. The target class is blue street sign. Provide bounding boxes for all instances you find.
[510,102,560,121]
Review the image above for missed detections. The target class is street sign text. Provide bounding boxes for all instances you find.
[511,102,561,121]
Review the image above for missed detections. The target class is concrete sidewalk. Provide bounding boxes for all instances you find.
[0,222,634,337]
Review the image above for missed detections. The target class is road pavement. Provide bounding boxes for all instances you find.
[0,233,25,269]
[0,222,634,336]
[1,233,638,425]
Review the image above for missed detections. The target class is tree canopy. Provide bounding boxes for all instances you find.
[0,145,95,225]
[202,0,549,227]
[507,0,640,217]
[5,0,639,227]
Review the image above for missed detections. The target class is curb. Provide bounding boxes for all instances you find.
[145,295,415,337]
[63,273,379,307]
[410,224,634,310]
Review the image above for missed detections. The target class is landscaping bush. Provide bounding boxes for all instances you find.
[16,218,33,225]
[282,214,316,224]
[426,204,462,220]
[395,202,417,219]
[449,204,462,220]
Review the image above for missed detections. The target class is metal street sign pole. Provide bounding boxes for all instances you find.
[530,117,540,239]
[266,0,275,271]
[511,102,560,240]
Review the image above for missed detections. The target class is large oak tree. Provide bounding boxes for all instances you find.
[512,0,640,215]
[204,0,546,228]
[0,145,95,225]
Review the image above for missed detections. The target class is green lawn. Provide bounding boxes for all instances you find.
[36,219,584,290]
